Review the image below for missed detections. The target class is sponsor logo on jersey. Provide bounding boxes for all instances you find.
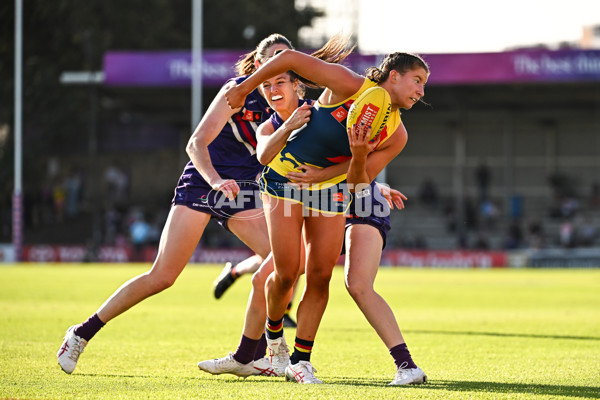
[332,193,344,202]
[331,106,348,123]
[242,109,263,121]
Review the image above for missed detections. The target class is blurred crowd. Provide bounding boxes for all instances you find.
[2,161,599,252]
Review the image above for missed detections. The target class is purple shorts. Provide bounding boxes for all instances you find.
[172,173,263,231]
[341,214,391,255]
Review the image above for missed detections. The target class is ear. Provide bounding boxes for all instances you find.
[254,58,261,70]
[390,69,400,83]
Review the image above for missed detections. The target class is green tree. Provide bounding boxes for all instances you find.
[0,0,321,242]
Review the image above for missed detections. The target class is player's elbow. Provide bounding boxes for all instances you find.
[256,147,272,165]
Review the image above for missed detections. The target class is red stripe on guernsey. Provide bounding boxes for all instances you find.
[326,155,352,163]
[267,322,283,333]
[374,125,389,150]
[234,114,258,148]
[295,342,313,353]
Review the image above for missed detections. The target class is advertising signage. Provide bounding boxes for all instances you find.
[104,49,600,87]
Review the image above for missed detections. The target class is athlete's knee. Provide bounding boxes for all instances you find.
[251,270,267,293]
[146,270,177,293]
[273,270,297,291]
[345,278,373,303]
[307,262,334,284]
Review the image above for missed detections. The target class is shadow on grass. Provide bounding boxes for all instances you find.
[77,373,600,397]
[425,380,600,399]
[329,377,600,398]
[406,329,600,341]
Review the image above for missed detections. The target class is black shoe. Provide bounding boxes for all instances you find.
[213,262,237,299]
[282,313,297,328]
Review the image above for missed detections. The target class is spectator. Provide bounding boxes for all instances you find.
[559,219,574,248]
[129,211,151,261]
[527,220,545,249]
[473,231,490,250]
[104,164,129,206]
[505,219,523,249]
[578,217,596,247]
[480,199,499,230]
[475,159,491,202]
[590,181,600,208]
[418,178,439,209]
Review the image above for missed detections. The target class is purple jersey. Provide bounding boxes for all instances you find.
[180,75,272,183]
[172,75,272,226]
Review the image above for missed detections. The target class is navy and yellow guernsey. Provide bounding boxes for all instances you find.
[260,78,402,214]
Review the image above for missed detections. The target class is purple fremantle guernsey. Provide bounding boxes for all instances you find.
[182,75,271,182]
[172,75,272,227]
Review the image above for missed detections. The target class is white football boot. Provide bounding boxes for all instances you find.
[251,357,281,377]
[57,326,87,374]
[197,352,255,377]
[266,335,290,376]
[284,361,323,384]
[389,366,427,385]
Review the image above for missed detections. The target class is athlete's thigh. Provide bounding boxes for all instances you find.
[264,195,304,272]
[344,224,383,286]
[227,209,271,259]
[154,205,211,272]
[303,213,346,267]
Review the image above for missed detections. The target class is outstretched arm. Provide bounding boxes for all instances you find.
[226,50,364,109]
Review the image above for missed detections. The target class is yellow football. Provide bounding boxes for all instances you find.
[347,86,392,140]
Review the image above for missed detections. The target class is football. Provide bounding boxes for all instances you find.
[347,86,392,140]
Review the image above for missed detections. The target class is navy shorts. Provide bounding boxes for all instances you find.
[172,173,263,231]
[259,167,352,215]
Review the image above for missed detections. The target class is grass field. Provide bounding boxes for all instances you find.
[1,264,599,400]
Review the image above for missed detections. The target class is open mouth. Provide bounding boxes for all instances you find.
[271,95,283,101]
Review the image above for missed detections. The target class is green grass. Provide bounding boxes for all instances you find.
[1,264,599,400]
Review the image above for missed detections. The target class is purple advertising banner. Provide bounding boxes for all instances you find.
[104,49,600,87]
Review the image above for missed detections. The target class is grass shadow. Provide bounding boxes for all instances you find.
[406,329,600,341]
[330,377,600,398]
[427,379,600,399]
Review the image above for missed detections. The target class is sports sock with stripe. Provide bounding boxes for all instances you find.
[289,337,313,364]
[265,317,284,340]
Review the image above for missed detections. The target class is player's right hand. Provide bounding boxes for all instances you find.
[224,84,247,110]
[213,179,240,200]
[283,103,312,131]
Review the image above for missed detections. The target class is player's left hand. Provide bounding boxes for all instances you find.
[286,164,325,186]
[376,181,407,210]
[348,123,381,160]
